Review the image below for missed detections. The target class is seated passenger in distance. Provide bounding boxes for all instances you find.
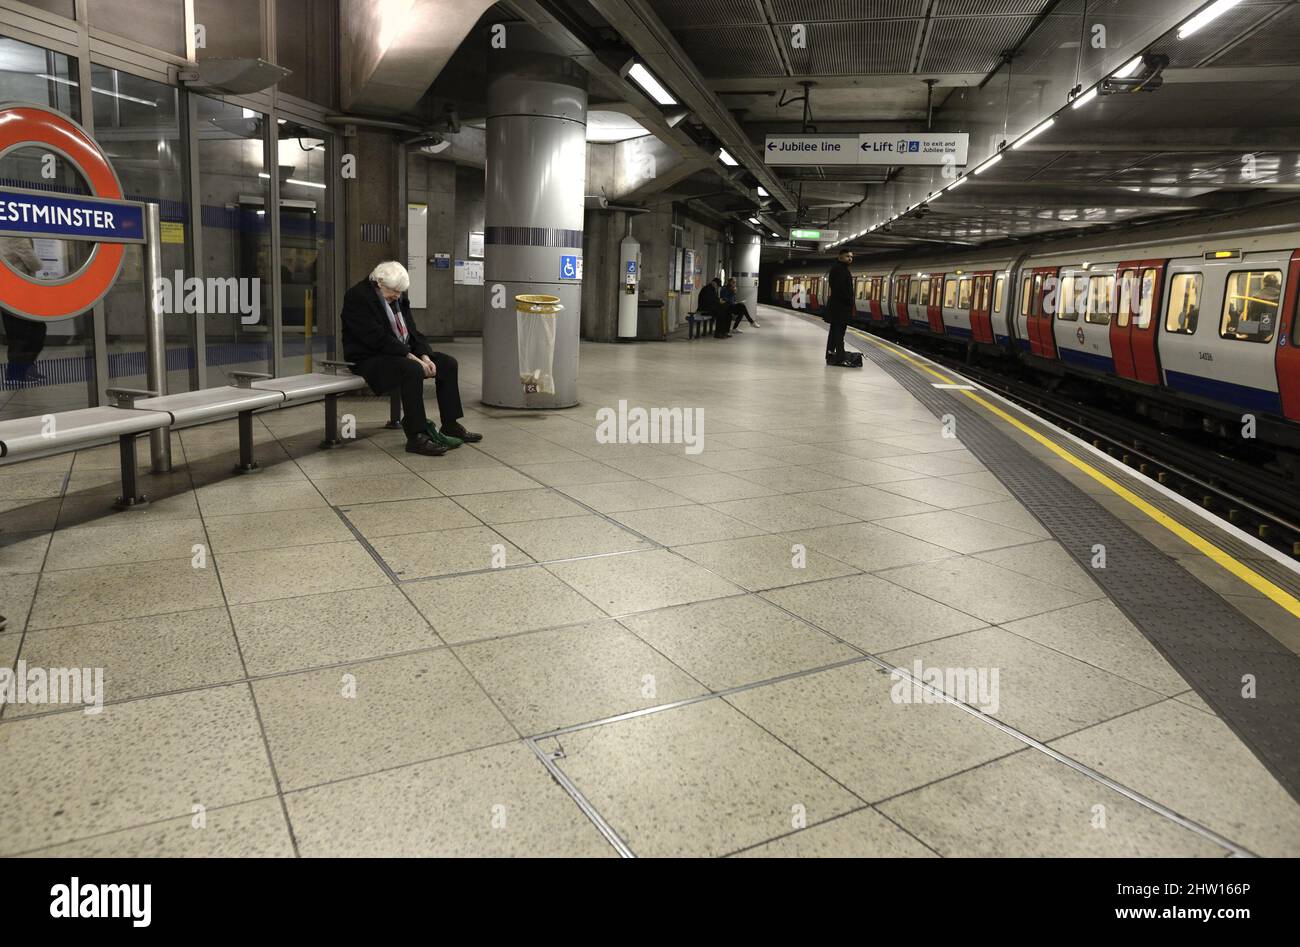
[723,277,758,329]
[341,260,482,456]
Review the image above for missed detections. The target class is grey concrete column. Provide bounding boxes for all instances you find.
[481,38,588,408]
[732,232,761,317]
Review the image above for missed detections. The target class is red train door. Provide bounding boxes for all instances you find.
[1276,250,1300,421]
[1111,260,1165,384]
[870,277,883,320]
[896,277,909,326]
[928,274,945,333]
[1028,267,1058,358]
[970,273,991,343]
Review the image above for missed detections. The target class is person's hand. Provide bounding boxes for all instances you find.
[421,355,437,379]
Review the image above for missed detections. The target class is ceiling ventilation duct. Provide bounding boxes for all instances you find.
[343,0,497,115]
[175,59,291,95]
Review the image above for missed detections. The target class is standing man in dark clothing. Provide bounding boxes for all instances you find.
[699,277,731,339]
[825,249,854,364]
[2,236,49,387]
[341,261,482,456]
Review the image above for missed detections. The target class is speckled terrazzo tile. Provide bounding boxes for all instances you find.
[286,742,614,857]
[455,618,706,734]
[545,698,860,857]
[58,489,202,524]
[10,608,243,714]
[672,534,860,592]
[879,750,1230,857]
[311,473,442,505]
[783,522,957,573]
[732,808,935,858]
[0,531,51,575]
[22,797,295,857]
[204,508,355,554]
[619,596,857,692]
[195,479,329,517]
[371,526,532,579]
[0,571,38,635]
[0,684,276,855]
[0,498,61,533]
[452,488,588,525]
[761,573,985,652]
[27,557,223,630]
[417,466,541,496]
[252,649,516,791]
[402,566,605,644]
[492,514,654,562]
[555,480,694,514]
[1050,700,1300,857]
[1001,599,1189,695]
[610,505,768,546]
[338,496,480,541]
[876,556,1089,624]
[974,540,1103,598]
[648,472,779,504]
[725,662,1022,803]
[230,586,440,676]
[43,517,208,571]
[545,549,741,616]
[515,459,636,487]
[215,541,389,606]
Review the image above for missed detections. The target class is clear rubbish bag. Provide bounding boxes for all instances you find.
[516,294,562,395]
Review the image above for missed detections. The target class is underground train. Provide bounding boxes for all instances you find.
[770,204,1300,458]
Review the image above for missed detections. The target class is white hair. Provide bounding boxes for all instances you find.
[370,260,410,293]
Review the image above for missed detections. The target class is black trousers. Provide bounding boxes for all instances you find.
[826,317,848,356]
[730,304,756,328]
[711,303,731,338]
[364,352,465,439]
[2,310,47,372]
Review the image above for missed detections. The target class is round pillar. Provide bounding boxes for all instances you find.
[732,232,761,317]
[481,40,587,408]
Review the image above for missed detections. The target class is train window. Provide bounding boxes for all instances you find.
[994,275,1006,313]
[910,280,923,305]
[1137,268,1158,329]
[1164,273,1202,335]
[1057,274,1079,322]
[943,278,957,308]
[1087,275,1114,325]
[1118,270,1135,328]
[1220,270,1280,343]
[1020,276,1033,316]
[973,277,986,311]
[958,278,971,310]
[1032,274,1043,317]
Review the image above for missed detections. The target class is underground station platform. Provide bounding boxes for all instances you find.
[1,0,1300,921]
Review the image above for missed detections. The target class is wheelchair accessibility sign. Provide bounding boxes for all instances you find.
[559,255,582,281]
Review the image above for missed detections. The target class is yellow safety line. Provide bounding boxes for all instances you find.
[850,328,1300,619]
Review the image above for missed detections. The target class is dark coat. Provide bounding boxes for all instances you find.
[340,277,434,394]
[826,260,854,321]
[697,282,722,312]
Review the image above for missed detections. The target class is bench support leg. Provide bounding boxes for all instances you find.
[233,409,259,473]
[320,393,344,449]
[113,434,148,510]
[385,391,402,430]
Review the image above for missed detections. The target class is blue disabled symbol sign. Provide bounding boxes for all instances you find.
[560,255,579,280]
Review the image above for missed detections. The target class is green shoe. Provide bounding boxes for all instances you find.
[426,421,463,449]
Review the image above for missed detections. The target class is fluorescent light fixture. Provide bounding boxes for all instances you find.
[1112,56,1143,79]
[718,149,738,166]
[756,186,769,197]
[627,62,677,106]
[947,176,968,190]
[748,217,760,224]
[286,178,326,190]
[258,173,271,179]
[1012,118,1055,149]
[1178,0,1243,39]
[973,153,1002,175]
[1072,88,1098,109]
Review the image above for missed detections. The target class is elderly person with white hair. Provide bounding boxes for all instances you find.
[341,260,482,455]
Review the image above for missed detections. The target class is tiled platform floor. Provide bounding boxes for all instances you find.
[2,305,1298,857]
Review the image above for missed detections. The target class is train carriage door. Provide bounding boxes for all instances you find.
[1276,250,1300,420]
[897,276,910,326]
[871,277,884,321]
[1131,262,1165,383]
[1110,264,1139,378]
[930,273,946,333]
[1033,267,1060,358]
[970,272,992,343]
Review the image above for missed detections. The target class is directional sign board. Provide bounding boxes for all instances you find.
[765,133,968,167]
[790,229,839,242]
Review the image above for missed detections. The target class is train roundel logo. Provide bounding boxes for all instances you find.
[0,103,129,322]
[1076,327,1086,344]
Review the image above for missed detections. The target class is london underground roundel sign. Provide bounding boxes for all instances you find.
[0,103,148,322]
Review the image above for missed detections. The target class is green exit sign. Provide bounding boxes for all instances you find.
[790,229,839,241]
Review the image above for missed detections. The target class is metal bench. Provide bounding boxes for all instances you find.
[686,311,716,339]
[0,361,372,510]
[0,398,176,508]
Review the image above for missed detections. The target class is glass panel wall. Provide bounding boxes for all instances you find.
[90,65,190,395]
[0,35,93,418]
[277,120,335,371]
[195,96,272,388]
